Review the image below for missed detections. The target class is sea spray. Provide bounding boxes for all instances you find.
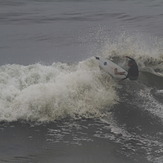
[96,32,163,75]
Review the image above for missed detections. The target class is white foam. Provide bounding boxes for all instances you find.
[138,88,163,120]
[156,89,163,94]
[0,59,118,122]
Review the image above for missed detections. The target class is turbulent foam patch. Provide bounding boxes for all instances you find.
[138,88,163,120]
[0,59,118,122]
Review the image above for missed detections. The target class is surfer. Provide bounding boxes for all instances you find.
[114,56,139,81]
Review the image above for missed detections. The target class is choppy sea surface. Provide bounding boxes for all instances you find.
[0,0,163,162]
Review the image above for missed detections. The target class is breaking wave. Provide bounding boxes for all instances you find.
[0,32,163,122]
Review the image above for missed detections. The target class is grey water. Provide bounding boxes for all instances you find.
[1,0,163,65]
[0,0,163,163]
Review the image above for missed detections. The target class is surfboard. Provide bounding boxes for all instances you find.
[95,56,127,79]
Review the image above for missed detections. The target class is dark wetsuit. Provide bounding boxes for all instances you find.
[122,57,139,81]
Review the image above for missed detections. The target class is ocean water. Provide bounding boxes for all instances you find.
[0,0,163,162]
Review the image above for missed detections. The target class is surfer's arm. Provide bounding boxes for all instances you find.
[119,74,129,82]
[114,68,126,75]
[120,76,128,81]
[119,68,132,81]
